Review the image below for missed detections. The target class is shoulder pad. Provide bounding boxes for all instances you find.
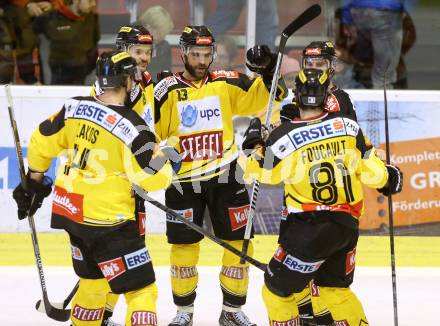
[210,70,239,80]
[154,75,178,101]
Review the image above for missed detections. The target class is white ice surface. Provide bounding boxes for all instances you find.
[0,266,439,325]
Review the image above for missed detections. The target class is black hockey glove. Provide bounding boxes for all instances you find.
[246,45,277,76]
[280,102,300,122]
[242,118,269,152]
[12,176,53,220]
[377,165,403,196]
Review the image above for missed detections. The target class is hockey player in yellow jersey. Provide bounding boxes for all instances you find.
[92,25,156,131]
[12,50,174,326]
[241,68,403,326]
[91,24,157,326]
[153,25,286,326]
[279,40,365,326]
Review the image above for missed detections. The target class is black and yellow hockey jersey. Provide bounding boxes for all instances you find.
[28,96,172,231]
[243,108,388,226]
[154,70,286,182]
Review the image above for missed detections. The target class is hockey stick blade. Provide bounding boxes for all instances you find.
[36,299,67,312]
[35,280,79,318]
[35,295,71,321]
[282,4,321,38]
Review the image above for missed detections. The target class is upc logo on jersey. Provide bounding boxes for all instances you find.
[273,246,287,262]
[181,104,198,127]
[124,248,151,270]
[345,248,356,275]
[179,131,223,161]
[72,305,103,321]
[166,208,193,223]
[131,311,157,325]
[180,105,221,127]
[52,186,84,222]
[177,96,223,133]
[335,320,349,326]
[228,204,250,231]
[71,245,83,261]
[282,255,323,273]
[98,257,126,281]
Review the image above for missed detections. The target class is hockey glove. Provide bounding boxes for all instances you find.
[280,102,300,122]
[377,165,403,196]
[242,118,269,152]
[12,176,53,220]
[246,45,277,76]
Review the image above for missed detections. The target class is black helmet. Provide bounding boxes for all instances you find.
[115,25,153,50]
[179,25,215,47]
[96,50,138,88]
[301,41,336,77]
[295,68,330,107]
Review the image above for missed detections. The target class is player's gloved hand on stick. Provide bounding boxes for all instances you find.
[242,118,269,152]
[12,175,53,220]
[377,165,403,196]
[246,45,277,76]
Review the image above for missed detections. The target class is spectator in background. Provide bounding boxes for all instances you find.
[341,0,404,89]
[206,0,279,51]
[350,10,416,89]
[138,5,174,81]
[0,1,51,84]
[212,35,238,70]
[33,0,99,85]
[280,55,300,89]
[0,1,14,83]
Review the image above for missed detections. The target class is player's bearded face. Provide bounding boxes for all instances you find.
[184,46,214,80]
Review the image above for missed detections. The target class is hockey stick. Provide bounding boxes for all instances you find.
[5,85,71,322]
[35,280,79,313]
[132,185,266,271]
[383,72,399,326]
[240,4,322,263]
